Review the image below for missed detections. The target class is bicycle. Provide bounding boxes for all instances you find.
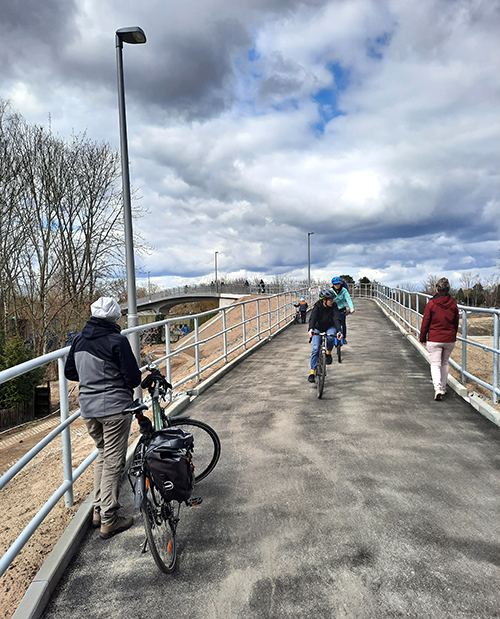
[310,331,328,399]
[124,356,221,573]
[294,309,301,324]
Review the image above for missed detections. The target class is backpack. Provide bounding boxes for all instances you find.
[145,428,195,503]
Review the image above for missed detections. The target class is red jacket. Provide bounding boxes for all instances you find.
[419,293,459,343]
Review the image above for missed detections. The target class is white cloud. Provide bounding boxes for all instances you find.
[1,0,499,289]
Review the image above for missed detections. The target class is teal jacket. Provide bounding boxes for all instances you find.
[331,287,354,311]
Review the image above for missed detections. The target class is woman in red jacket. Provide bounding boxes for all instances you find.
[419,277,459,401]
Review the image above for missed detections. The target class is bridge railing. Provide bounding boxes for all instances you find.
[373,283,500,405]
[131,282,300,308]
[0,288,309,579]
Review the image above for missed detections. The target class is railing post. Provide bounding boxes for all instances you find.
[58,357,74,508]
[461,309,467,385]
[165,323,172,387]
[242,303,247,350]
[257,299,262,341]
[494,312,499,405]
[223,308,228,361]
[268,297,272,337]
[416,294,420,337]
[194,317,200,383]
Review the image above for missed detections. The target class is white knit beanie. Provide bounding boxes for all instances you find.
[90,297,121,322]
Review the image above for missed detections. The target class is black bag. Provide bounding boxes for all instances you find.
[145,428,195,503]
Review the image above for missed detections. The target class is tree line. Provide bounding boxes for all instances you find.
[0,98,147,359]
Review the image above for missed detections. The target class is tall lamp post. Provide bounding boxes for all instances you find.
[214,251,219,293]
[307,232,314,289]
[115,26,147,365]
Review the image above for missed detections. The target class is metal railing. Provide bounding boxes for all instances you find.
[0,288,310,578]
[373,283,500,405]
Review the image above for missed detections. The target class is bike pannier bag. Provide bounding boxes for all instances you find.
[145,428,195,502]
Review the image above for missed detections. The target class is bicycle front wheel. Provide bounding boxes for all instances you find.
[337,342,342,363]
[168,418,221,483]
[142,479,177,574]
[316,349,325,399]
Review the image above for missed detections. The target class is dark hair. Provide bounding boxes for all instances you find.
[436,277,450,293]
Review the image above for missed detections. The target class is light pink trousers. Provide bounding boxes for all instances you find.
[426,341,455,392]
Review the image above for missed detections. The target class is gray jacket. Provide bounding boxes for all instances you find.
[64,318,141,418]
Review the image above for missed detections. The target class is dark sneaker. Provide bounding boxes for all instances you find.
[100,515,133,539]
[343,339,348,345]
[308,373,315,383]
[325,353,333,365]
[92,509,101,529]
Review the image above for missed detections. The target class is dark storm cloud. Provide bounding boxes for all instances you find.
[0,0,78,73]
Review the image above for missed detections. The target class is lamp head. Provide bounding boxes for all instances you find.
[116,27,147,45]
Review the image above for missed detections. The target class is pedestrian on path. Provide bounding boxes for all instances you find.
[419,278,459,401]
[64,297,141,538]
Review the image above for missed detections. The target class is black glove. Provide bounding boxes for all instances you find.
[141,369,172,391]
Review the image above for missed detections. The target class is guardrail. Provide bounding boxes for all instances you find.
[373,283,500,405]
[0,289,309,579]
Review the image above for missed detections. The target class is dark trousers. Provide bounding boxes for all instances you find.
[339,309,347,338]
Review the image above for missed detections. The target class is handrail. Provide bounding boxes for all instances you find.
[0,288,309,578]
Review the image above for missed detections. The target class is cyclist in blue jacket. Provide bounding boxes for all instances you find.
[330,276,354,343]
[307,289,342,383]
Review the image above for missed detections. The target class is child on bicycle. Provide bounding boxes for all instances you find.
[294,296,308,323]
[330,276,354,343]
[307,289,342,383]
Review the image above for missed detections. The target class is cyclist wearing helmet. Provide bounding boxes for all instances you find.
[307,289,342,383]
[330,276,354,344]
[294,296,309,323]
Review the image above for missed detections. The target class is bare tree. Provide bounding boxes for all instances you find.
[0,98,150,353]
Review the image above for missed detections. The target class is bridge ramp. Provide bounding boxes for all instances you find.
[41,299,500,619]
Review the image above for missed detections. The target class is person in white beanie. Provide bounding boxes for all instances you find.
[65,297,141,539]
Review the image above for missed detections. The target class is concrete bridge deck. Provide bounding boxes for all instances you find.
[39,300,500,618]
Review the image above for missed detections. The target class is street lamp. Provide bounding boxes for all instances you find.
[115,26,147,365]
[148,271,151,300]
[214,251,219,293]
[308,232,314,289]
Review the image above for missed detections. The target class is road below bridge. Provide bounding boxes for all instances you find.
[42,299,500,619]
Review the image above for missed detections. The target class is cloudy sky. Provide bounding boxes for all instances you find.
[1,0,499,289]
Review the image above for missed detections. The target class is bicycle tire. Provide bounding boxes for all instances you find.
[337,341,342,363]
[316,345,325,399]
[142,478,177,573]
[167,418,221,483]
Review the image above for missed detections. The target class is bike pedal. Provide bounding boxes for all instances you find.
[186,496,203,506]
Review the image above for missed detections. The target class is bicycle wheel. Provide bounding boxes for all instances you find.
[168,418,221,483]
[142,478,177,573]
[337,341,342,363]
[316,347,326,399]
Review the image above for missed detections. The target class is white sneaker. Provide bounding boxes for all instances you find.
[434,391,442,401]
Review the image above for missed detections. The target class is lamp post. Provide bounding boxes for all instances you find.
[214,251,219,293]
[307,232,314,289]
[148,271,151,300]
[115,26,146,364]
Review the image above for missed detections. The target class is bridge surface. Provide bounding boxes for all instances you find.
[40,300,499,619]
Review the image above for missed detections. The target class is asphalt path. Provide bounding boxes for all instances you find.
[42,299,500,619]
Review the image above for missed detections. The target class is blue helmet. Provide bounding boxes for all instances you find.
[331,276,342,285]
[300,296,305,301]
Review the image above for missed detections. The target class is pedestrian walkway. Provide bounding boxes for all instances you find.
[40,300,500,619]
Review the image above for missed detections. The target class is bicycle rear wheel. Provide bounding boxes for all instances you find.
[142,479,177,573]
[316,347,326,399]
[337,341,342,363]
[167,418,221,483]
